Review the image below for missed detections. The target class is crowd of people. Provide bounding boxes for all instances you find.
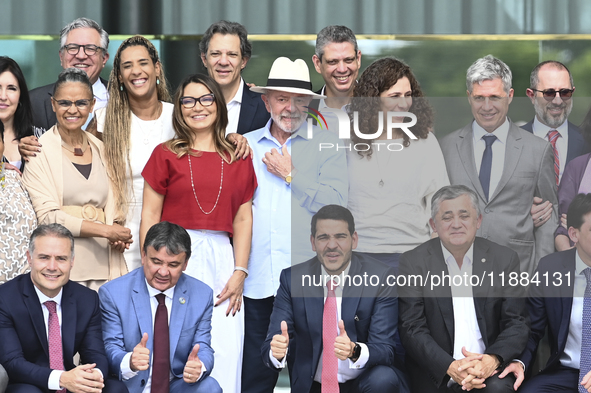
[0,15,591,393]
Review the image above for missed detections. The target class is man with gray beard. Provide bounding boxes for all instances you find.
[522,61,590,185]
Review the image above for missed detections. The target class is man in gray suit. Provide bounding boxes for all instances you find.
[439,55,557,275]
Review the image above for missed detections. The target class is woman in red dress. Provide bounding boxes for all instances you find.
[140,74,256,392]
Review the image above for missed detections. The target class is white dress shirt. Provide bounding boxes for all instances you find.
[441,243,486,386]
[83,79,109,130]
[559,250,587,369]
[33,286,65,390]
[472,118,510,198]
[531,116,568,182]
[225,78,244,136]
[270,263,370,383]
[120,281,205,392]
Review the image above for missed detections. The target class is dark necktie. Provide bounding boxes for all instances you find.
[580,269,591,392]
[547,130,560,186]
[45,301,66,393]
[322,279,339,393]
[152,293,170,393]
[479,134,497,201]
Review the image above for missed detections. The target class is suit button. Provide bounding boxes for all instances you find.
[141,379,146,386]
[485,208,491,213]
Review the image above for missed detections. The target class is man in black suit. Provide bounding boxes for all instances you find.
[398,185,529,393]
[0,224,126,393]
[262,205,408,393]
[499,193,591,392]
[200,20,269,135]
[28,17,110,136]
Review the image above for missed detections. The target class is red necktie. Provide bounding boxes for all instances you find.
[45,301,66,393]
[152,293,170,393]
[322,279,339,393]
[547,130,560,186]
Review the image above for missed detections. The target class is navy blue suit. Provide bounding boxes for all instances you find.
[236,82,269,135]
[519,248,581,392]
[262,252,408,393]
[0,273,125,393]
[521,120,590,167]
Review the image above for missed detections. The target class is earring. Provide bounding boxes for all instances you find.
[120,85,124,91]
[156,78,160,85]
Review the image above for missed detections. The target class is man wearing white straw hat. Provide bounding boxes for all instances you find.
[242,57,348,393]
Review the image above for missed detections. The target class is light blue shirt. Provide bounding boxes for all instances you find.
[244,119,348,299]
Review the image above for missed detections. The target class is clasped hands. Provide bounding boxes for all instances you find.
[271,320,355,362]
[130,333,203,384]
[447,347,500,391]
[59,363,104,393]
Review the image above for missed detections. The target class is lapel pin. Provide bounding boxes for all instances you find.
[354,315,359,321]
[481,258,486,263]
[179,297,186,304]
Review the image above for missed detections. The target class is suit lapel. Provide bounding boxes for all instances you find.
[61,283,76,364]
[131,271,154,352]
[23,276,49,356]
[489,124,522,202]
[238,84,256,134]
[456,125,487,202]
[559,250,576,344]
[169,277,188,362]
[428,242,455,340]
[472,239,492,345]
[304,260,324,358]
[342,257,362,341]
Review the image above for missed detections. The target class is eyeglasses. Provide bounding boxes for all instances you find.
[61,44,104,56]
[51,97,92,109]
[180,94,215,108]
[531,88,575,101]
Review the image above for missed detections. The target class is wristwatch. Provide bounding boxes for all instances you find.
[349,342,361,361]
[284,172,292,185]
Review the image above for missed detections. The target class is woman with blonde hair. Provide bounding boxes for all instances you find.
[141,73,256,393]
[94,35,174,271]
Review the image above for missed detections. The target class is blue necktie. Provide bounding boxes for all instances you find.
[579,268,591,393]
[479,135,497,201]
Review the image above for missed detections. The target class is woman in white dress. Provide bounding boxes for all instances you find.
[94,36,174,271]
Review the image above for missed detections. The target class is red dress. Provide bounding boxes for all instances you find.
[142,143,257,233]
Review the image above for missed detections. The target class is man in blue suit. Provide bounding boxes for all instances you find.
[99,221,221,393]
[262,205,408,393]
[0,223,126,393]
[500,193,591,392]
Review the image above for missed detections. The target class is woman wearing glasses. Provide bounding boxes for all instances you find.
[140,74,256,393]
[93,35,174,271]
[22,68,131,289]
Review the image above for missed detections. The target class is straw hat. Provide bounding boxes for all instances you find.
[250,57,326,98]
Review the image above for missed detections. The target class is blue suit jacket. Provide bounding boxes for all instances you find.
[521,120,590,166]
[236,82,270,135]
[0,274,109,390]
[99,268,214,393]
[519,248,577,373]
[262,252,399,393]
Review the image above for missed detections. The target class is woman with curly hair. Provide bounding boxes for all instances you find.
[93,35,174,271]
[347,57,449,271]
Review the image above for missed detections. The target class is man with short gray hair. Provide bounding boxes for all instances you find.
[439,55,557,275]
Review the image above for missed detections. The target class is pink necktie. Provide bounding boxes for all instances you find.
[547,130,560,186]
[45,301,66,393]
[322,279,339,393]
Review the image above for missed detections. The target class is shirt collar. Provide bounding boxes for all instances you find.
[320,261,352,287]
[33,284,63,307]
[472,117,510,145]
[228,78,244,105]
[441,241,474,269]
[532,116,568,138]
[145,279,175,300]
[92,78,108,101]
[575,249,591,276]
[259,117,309,145]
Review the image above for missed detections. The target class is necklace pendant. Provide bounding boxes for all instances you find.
[379,179,384,187]
[143,138,150,145]
[74,148,84,156]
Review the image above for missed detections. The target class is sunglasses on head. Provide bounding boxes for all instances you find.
[531,88,575,101]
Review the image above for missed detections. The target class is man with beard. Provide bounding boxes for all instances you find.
[242,57,348,393]
[522,61,589,184]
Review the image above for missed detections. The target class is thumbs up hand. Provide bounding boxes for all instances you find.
[270,321,289,361]
[130,333,150,371]
[183,344,202,383]
[334,320,354,361]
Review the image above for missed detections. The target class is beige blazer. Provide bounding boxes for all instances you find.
[22,126,127,280]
